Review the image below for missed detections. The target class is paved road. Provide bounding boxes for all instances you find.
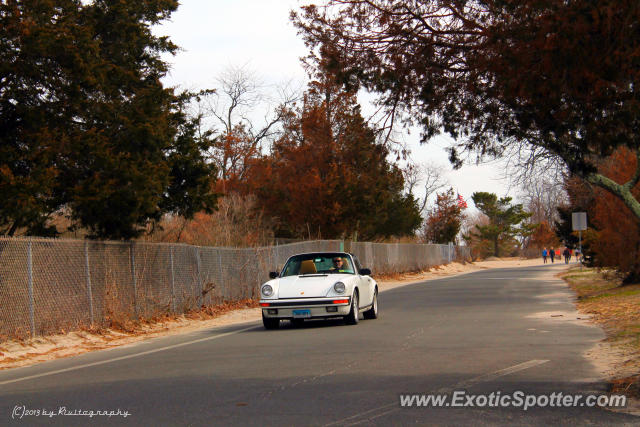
[1,264,638,426]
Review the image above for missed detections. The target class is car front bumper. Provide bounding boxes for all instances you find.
[259,297,351,319]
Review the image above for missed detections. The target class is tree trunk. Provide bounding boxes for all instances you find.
[622,271,640,285]
[7,221,19,237]
[585,149,640,223]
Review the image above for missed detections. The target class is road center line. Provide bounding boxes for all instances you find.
[326,359,550,426]
[438,359,550,393]
[0,325,259,386]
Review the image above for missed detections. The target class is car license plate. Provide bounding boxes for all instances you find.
[292,309,311,318]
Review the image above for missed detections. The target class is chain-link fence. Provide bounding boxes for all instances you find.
[349,241,468,274]
[0,237,469,340]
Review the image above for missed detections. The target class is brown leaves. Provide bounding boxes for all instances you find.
[584,147,640,280]
[293,0,640,225]
[422,188,464,244]
[530,221,559,249]
[238,77,421,239]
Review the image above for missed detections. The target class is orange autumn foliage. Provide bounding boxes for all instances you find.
[238,78,421,239]
[530,221,560,250]
[588,147,640,281]
[146,193,275,247]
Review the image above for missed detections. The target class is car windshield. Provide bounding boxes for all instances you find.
[281,253,355,277]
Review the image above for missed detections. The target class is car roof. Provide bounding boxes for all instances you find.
[284,252,352,259]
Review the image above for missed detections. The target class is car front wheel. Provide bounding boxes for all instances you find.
[363,289,378,319]
[345,292,359,325]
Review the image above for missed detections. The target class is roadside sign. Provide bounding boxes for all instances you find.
[572,212,587,268]
[572,212,587,231]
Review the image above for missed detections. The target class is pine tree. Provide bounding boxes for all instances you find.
[470,192,532,257]
[242,78,421,240]
[0,0,217,238]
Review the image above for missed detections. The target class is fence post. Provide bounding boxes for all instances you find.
[169,245,176,313]
[84,241,94,325]
[218,250,224,300]
[195,246,203,307]
[130,241,137,316]
[27,238,35,338]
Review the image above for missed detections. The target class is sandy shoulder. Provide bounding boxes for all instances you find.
[0,257,552,371]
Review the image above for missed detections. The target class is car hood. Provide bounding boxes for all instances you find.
[277,274,351,298]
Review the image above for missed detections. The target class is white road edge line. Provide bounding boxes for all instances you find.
[327,359,550,426]
[0,325,259,386]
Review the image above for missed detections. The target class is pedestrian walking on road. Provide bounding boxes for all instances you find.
[549,247,555,263]
[563,247,571,264]
[542,248,548,264]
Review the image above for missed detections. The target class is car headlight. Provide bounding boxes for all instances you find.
[333,282,346,294]
[262,284,274,297]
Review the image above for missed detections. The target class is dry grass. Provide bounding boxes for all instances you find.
[610,375,640,398]
[144,193,275,247]
[372,265,445,282]
[561,267,640,399]
[183,299,259,320]
[105,298,259,334]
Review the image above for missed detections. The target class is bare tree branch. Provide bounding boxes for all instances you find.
[203,65,302,181]
[403,159,448,215]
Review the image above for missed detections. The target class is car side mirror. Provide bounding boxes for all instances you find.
[269,271,279,279]
[360,268,371,276]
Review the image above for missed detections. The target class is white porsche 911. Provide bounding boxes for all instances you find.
[259,252,379,329]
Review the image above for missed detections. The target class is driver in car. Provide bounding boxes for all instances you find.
[331,257,346,273]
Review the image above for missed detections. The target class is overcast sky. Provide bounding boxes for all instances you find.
[157,0,513,208]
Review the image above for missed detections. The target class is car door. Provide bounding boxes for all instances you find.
[351,255,372,307]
